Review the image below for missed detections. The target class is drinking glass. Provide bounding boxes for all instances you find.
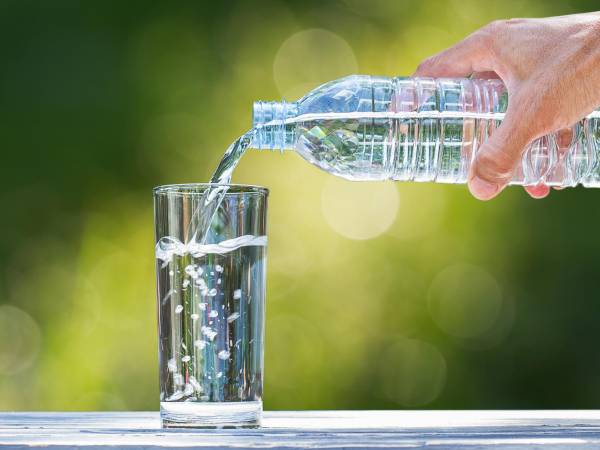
[154,184,268,428]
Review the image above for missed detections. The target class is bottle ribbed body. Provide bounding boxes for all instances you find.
[252,76,600,187]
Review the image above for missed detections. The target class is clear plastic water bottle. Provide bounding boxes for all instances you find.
[252,75,600,187]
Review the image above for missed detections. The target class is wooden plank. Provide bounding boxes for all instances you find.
[1,411,600,449]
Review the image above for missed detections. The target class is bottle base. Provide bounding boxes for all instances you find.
[160,400,262,428]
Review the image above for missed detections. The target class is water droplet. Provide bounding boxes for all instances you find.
[181,355,191,363]
[175,305,183,314]
[194,340,207,349]
[167,358,177,372]
[198,303,207,311]
[209,310,218,318]
[208,288,218,297]
[233,289,242,300]
[217,350,230,360]
[190,313,199,321]
[216,265,223,272]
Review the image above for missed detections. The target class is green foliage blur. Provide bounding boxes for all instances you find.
[1,0,600,411]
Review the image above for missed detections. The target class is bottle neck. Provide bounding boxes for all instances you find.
[252,101,298,151]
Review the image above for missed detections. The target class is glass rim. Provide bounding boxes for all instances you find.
[153,183,269,196]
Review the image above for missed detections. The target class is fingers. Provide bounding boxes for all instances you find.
[556,127,573,152]
[525,184,551,199]
[414,30,495,78]
[523,129,572,199]
[471,71,500,80]
[468,108,533,200]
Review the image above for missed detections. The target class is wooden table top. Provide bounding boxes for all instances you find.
[3,410,600,448]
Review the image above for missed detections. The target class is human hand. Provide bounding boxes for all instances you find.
[414,13,600,200]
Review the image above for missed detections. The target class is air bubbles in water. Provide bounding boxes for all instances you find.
[227,312,240,323]
[194,340,207,349]
[201,326,217,341]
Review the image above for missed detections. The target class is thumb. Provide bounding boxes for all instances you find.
[469,108,533,200]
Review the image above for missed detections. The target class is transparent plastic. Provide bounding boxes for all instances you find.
[154,184,268,428]
[252,75,600,187]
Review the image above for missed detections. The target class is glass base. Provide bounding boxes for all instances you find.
[160,401,262,428]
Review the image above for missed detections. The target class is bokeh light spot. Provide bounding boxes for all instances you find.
[273,29,358,100]
[140,113,205,174]
[321,179,399,240]
[266,315,326,408]
[381,338,446,407]
[428,264,503,339]
[0,305,41,375]
[389,184,446,240]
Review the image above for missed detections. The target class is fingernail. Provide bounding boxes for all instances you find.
[469,176,500,200]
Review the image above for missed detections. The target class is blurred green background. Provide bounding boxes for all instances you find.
[1,0,600,411]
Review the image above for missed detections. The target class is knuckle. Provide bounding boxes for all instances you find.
[475,23,501,58]
[485,19,505,30]
[485,19,506,33]
[415,60,430,74]
[416,56,443,75]
[504,17,526,26]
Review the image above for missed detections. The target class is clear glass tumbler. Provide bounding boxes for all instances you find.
[154,184,268,428]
